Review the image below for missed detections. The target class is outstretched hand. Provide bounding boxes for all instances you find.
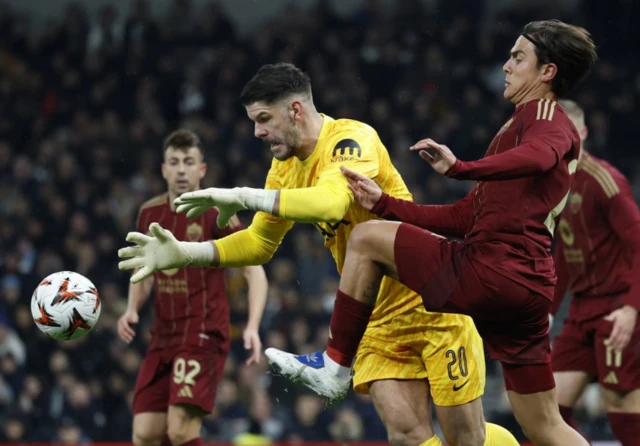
[118,222,193,283]
[410,138,457,175]
[340,166,382,211]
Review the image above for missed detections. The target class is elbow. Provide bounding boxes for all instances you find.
[321,190,350,222]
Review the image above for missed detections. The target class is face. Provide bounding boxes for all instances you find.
[245,100,303,161]
[161,147,206,197]
[503,36,556,104]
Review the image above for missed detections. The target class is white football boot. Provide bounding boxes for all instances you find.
[265,348,350,403]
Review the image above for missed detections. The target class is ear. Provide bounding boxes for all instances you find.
[289,100,303,121]
[200,162,207,179]
[161,162,168,180]
[541,62,558,84]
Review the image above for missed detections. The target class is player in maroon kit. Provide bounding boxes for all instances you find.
[117,130,269,446]
[550,100,640,446]
[263,20,597,446]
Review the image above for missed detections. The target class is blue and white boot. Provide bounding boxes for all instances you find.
[264,348,351,403]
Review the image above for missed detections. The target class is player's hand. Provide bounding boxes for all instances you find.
[410,138,457,175]
[243,326,262,365]
[118,222,193,283]
[604,305,638,352]
[174,188,245,227]
[340,166,382,211]
[117,309,139,344]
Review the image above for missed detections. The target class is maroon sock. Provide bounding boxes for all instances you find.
[161,436,173,446]
[609,412,640,446]
[326,289,374,367]
[559,405,589,442]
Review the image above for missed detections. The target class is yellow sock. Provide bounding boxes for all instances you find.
[418,435,444,446]
[484,422,519,446]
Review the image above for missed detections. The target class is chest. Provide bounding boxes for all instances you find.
[486,116,522,157]
[155,212,213,242]
[558,177,602,245]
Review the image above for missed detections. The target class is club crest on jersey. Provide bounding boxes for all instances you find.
[331,139,362,162]
[186,222,203,241]
[569,192,582,214]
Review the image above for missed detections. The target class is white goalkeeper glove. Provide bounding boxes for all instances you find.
[118,222,213,283]
[174,187,277,228]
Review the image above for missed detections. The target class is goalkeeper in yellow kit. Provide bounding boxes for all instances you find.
[119,63,517,446]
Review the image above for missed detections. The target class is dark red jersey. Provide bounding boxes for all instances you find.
[550,153,640,320]
[372,98,581,299]
[136,193,243,351]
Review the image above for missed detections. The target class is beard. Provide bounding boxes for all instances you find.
[265,121,303,161]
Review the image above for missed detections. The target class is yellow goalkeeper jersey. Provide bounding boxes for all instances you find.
[252,114,422,326]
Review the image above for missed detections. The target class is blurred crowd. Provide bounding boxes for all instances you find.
[0,0,638,443]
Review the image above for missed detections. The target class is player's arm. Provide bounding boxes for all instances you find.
[605,179,640,311]
[372,187,475,238]
[416,112,575,181]
[240,264,268,365]
[127,273,154,311]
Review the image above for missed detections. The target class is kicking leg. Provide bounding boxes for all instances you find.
[265,221,402,400]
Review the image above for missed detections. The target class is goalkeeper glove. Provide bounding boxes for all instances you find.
[118,223,213,283]
[174,187,277,228]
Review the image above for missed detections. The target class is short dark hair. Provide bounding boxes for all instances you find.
[522,20,597,97]
[163,129,203,157]
[240,63,312,106]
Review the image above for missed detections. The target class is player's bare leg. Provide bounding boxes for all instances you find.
[369,379,442,446]
[167,404,205,446]
[435,398,485,446]
[553,371,592,439]
[133,413,167,446]
[602,387,640,446]
[507,388,589,446]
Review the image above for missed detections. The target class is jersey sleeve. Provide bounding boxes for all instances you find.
[446,103,575,181]
[371,184,476,238]
[603,171,640,311]
[278,128,379,223]
[213,163,294,267]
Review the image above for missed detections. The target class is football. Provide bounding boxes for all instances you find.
[30,271,101,340]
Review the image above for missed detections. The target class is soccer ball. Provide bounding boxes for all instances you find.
[30,271,101,340]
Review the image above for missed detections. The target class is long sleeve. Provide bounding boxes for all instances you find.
[371,186,476,239]
[279,180,353,223]
[445,141,559,181]
[446,103,575,181]
[550,241,570,315]
[606,186,640,311]
[214,212,293,267]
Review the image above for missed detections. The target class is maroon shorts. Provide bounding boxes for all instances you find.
[394,223,555,394]
[552,314,640,391]
[132,344,227,414]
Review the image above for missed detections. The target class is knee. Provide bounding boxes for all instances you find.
[387,426,429,446]
[133,428,163,446]
[167,410,201,446]
[444,425,485,446]
[347,222,379,252]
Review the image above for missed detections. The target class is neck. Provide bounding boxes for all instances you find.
[295,111,325,161]
[515,85,557,107]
